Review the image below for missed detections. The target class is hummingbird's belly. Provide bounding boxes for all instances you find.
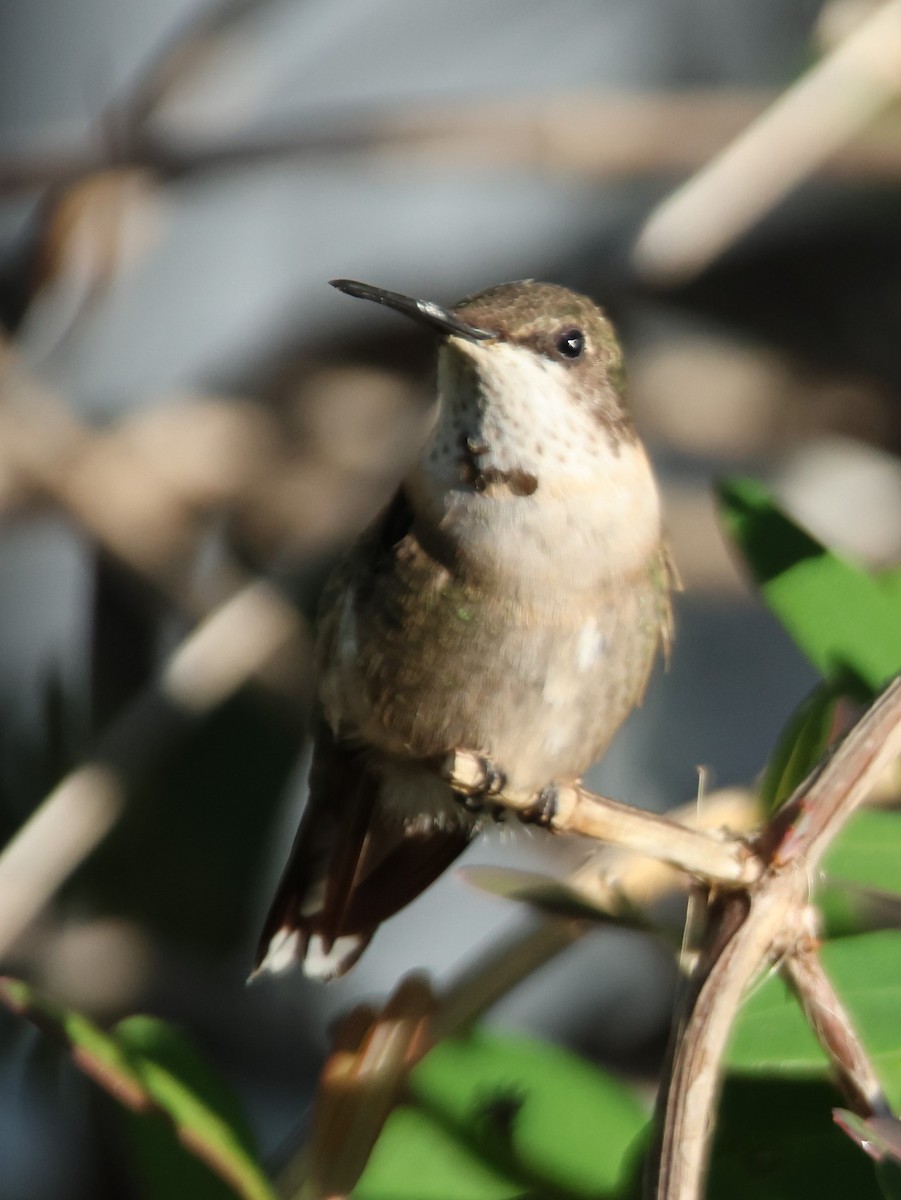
[325,565,661,795]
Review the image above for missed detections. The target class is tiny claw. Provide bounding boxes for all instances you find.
[518,784,558,828]
[459,793,486,814]
[441,749,507,799]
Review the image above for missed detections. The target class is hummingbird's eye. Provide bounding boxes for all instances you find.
[555,329,585,360]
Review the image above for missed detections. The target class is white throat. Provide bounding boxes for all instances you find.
[406,338,662,596]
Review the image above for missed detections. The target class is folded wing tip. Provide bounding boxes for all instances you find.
[249,926,303,982]
[303,932,370,980]
[249,926,369,983]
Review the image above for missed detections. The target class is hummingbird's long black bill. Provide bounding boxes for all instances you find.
[330,278,494,342]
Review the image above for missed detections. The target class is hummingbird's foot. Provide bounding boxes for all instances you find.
[440,749,507,814]
[518,784,559,828]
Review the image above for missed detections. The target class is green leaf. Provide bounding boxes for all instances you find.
[0,979,274,1200]
[116,1016,273,1200]
[815,881,901,941]
[717,477,901,696]
[823,810,901,898]
[726,972,828,1076]
[356,1030,648,1200]
[812,810,901,937]
[759,682,842,813]
[355,1106,524,1200]
[727,932,901,1108]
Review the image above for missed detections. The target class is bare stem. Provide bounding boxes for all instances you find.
[445,752,760,889]
[649,674,901,1200]
[784,941,888,1118]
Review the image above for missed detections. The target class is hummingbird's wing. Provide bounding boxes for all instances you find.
[253,484,473,980]
[252,716,472,980]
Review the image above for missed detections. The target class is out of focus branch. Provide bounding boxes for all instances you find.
[634,0,901,282]
[112,0,278,138]
[0,579,307,964]
[0,337,246,609]
[6,88,901,200]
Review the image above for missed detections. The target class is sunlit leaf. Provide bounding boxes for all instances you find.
[355,1106,523,1200]
[356,1031,647,1199]
[717,477,901,697]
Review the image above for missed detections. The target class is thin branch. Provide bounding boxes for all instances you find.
[575,787,761,910]
[762,673,901,870]
[444,751,760,889]
[551,784,760,887]
[784,941,888,1117]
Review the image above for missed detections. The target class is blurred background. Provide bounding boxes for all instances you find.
[1,0,901,1195]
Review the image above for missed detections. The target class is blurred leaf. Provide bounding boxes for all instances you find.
[0,978,275,1200]
[759,682,842,813]
[822,811,901,898]
[728,932,901,1108]
[814,810,901,937]
[708,1078,882,1200]
[726,971,827,1077]
[717,477,901,697]
[355,1106,523,1200]
[355,1029,647,1200]
[117,1015,272,1200]
[817,881,901,941]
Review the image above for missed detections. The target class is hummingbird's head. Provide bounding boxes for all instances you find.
[329,278,660,584]
[329,278,632,445]
[448,280,630,441]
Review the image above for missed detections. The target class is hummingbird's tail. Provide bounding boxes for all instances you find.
[252,722,473,981]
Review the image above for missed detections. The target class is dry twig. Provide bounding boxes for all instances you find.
[444,749,760,889]
[649,674,901,1200]
[634,0,901,281]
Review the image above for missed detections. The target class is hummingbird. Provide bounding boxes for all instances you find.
[254,278,673,980]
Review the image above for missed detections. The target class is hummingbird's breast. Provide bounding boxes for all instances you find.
[320,529,667,794]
